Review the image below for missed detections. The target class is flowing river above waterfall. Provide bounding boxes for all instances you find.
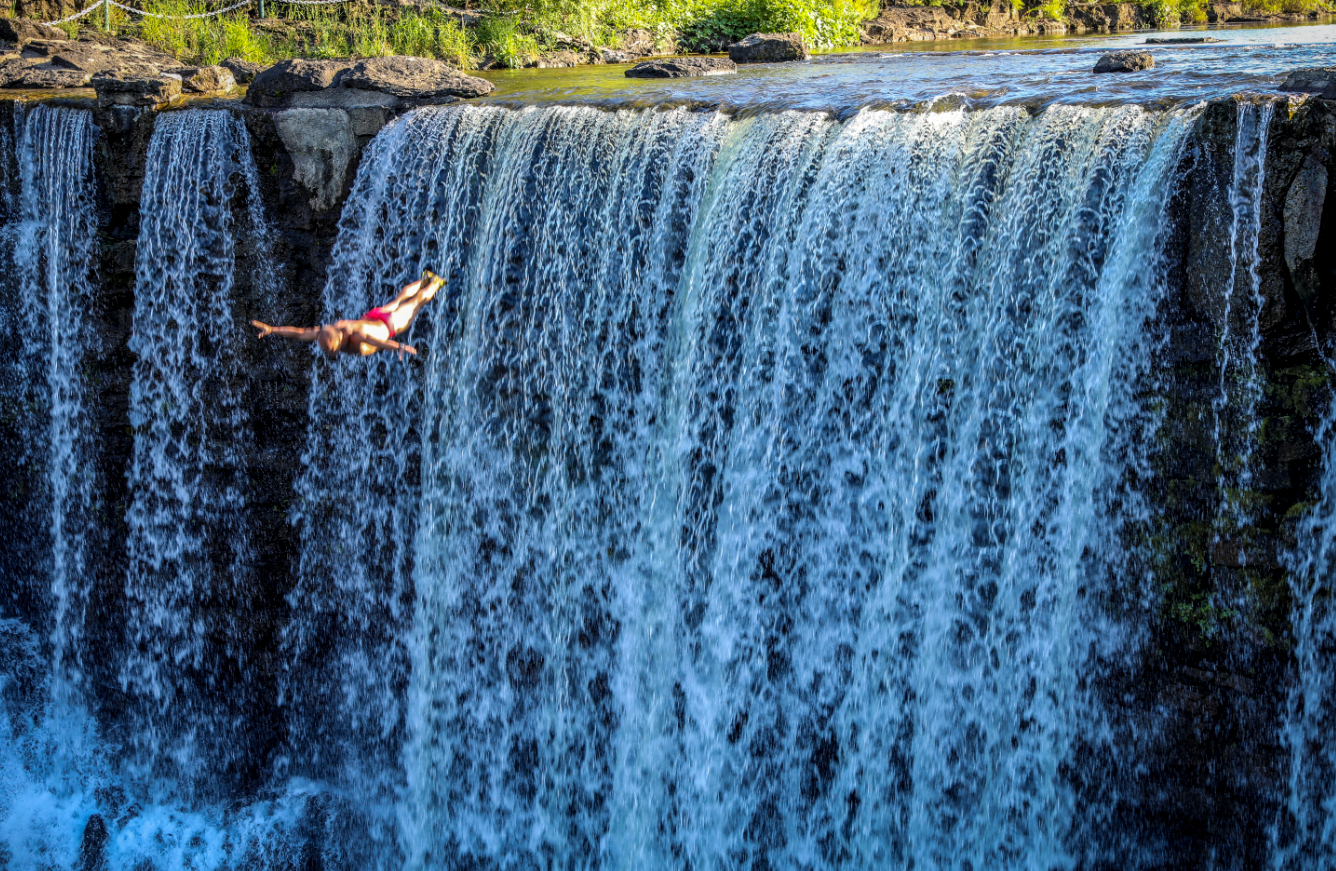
[2,35,1336,871]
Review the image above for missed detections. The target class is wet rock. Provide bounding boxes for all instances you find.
[0,17,67,45]
[76,813,108,871]
[535,50,581,68]
[728,32,810,63]
[2,62,89,88]
[91,72,182,107]
[1145,36,1224,43]
[339,55,493,100]
[288,86,401,111]
[172,65,236,94]
[273,108,357,212]
[1283,154,1328,323]
[625,56,736,78]
[1094,50,1154,72]
[222,56,264,84]
[1279,66,1336,99]
[246,58,351,108]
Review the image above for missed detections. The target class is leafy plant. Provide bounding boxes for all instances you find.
[476,13,539,67]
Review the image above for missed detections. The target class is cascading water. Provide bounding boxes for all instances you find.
[288,102,1201,869]
[0,102,106,869]
[123,109,273,797]
[1275,386,1336,866]
[1213,98,1277,532]
[0,104,99,690]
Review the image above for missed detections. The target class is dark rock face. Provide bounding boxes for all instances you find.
[727,32,810,63]
[91,73,182,107]
[246,58,352,108]
[1113,97,1336,868]
[625,56,736,78]
[1094,49,1155,72]
[340,55,493,99]
[1284,154,1329,324]
[0,17,67,45]
[1280,66,1336,99]
[222,56,264,84]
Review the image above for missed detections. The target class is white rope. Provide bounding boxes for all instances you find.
[44,0,108,25]
[47,0,504,26]
[106,0,252,17]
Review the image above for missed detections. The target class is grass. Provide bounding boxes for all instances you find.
[61,0,875,68]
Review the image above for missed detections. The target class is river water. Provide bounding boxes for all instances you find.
[0,26,1334,871]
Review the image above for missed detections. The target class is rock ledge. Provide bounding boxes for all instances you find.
[625,56,736,78]
[728,32,809,63]
[1094,50,1154,72]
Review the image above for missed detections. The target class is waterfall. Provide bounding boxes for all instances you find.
[122,109,273,797]
[0,102,109,870]
[1213,98,1277,535]
[0,104,100,697]
[1275,386,1336,865]
[287,102,1201,869]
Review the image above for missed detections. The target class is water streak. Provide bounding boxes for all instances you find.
[123,109,272,797]
[1213,97,1277,536]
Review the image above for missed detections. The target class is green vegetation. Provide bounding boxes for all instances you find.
[66,0,875,69]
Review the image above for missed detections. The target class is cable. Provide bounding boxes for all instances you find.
[105,0,253,18]
[44,0,109,25]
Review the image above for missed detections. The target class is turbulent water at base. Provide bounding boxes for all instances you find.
[283,102,1201,869]
[123,109,273,796]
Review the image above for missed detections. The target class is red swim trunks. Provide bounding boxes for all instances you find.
[363,307,396,335]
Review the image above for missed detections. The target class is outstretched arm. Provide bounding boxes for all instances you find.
[253,320,319,341]
[349,330,417,357]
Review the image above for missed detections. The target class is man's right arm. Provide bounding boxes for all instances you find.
[253,321,319,341]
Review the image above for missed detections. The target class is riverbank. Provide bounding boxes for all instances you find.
[2,0,1330,72]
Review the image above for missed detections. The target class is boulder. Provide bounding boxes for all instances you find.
[19,37,74,58]
[1279,66,1336,99]
[90,72,182,107]
[1093,50,1154,72]
[50,45,121,74]
[728,32,810,63]
[599,48,630,64]
[339,55,493,100]
[76,813,108,871]
[1,63,90,88]
[535,50,581,68]
[0,17,67,45]
[273,108,357,211]
[172,65,235,93]
[245,58,351,107]
[625,56,736,78]
[1144,36,1223,43]
[0,58,28,86]
[222,56,264,84]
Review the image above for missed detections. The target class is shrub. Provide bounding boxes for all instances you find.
[475,14,539,68]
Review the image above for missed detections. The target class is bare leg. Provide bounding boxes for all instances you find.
[385,274,445,334]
